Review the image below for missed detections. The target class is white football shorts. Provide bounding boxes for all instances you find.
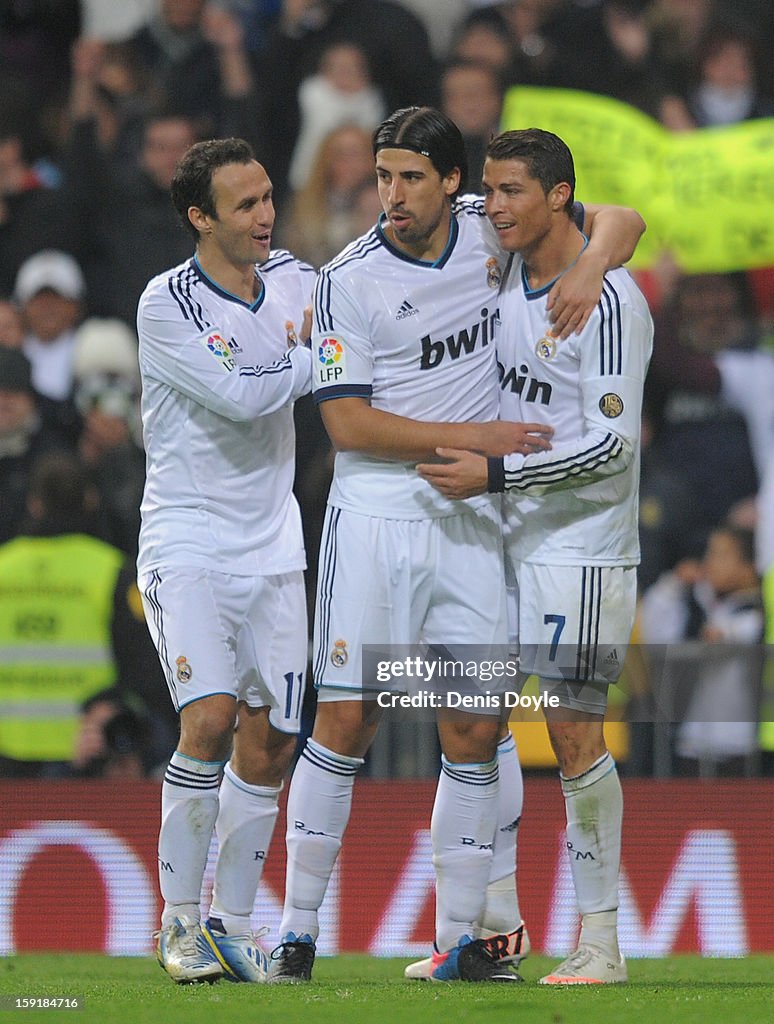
[313,505,508,702]
[507,561,637,714]
[139,567,307,733]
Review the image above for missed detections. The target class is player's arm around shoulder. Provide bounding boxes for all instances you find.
[547,205,646,338]
[581,204,646,269]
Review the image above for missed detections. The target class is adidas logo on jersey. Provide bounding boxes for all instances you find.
[604,649,620,666]
[396,300,419,320]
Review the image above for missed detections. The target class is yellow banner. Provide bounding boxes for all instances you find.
[501,87,774,273]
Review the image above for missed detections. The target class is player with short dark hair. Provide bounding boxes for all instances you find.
[170,138,257,237]
[486,128,576,213]
[137,137,314,984]
[418,127,653,984]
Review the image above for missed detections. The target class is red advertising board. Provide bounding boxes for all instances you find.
[1,779,772,956]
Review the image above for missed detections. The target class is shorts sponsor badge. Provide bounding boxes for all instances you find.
[176,655,192,683]
[599,393,624,418]
[200,332,236,373]
[316,334,347,388]
[330,638,348,667]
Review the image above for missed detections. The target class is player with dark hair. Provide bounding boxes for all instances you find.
[169,138,258,237]
[137,137,314,984]
[271,108,645,983]
[418,127,653,984]
[371,105,470,197]
[486,128,577,212]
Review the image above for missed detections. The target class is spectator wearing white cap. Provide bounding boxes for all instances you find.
[15,250,86,443]
[72,318,145,556]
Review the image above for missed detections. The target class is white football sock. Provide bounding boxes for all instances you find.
[280,738,363,941]
[432,755,498,953]
[482,731,523,935]
[561,751,623,955]
[208,762,281,934]
[159,750,223,928]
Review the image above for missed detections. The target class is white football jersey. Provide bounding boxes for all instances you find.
[496,255,653,566]
[311,197,505,518]
[137,251,315,576]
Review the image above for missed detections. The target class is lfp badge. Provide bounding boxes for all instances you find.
[200,332,236,372]
[317,335,346,385]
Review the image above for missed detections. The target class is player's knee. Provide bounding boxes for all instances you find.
[312,700,378,758]
[232,728,298,786]
[439,715,500,764]
[179,698,237,761]
[270,730,299,775]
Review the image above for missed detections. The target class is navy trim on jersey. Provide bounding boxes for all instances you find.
[185,266,210,327]
[193,256,267,312]
[313,384,372,404]
[321,230,381,274]
[522,234,589,301]
[167,272,191,325]
[598,279,623,375]
[261,248,314,275]
[168,263,210,332]
[453,195,488,219]
[502,433,624,491]
[238,353,294,380]
[591,567,602,678]
[143,570,177,706]
[313,508,341,687]
[315,232,382,332]
[374,212,459,269]
[575,567,602,681]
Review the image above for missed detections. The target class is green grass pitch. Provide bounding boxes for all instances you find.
[1,954,772,1024]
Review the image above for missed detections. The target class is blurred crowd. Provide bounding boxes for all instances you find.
[1,0,773,780]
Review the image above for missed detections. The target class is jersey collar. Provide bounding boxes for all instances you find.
[521,233,589,301]
[375,212,458,269]
[192,257,266,311]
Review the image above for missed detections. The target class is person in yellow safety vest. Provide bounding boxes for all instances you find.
[0,451,173,777]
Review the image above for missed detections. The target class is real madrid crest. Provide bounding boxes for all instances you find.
[599,393,624,418]
[330,639,348,668]
[535,335,557,360]
[485,257,501,288]
[176,655,192,683]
